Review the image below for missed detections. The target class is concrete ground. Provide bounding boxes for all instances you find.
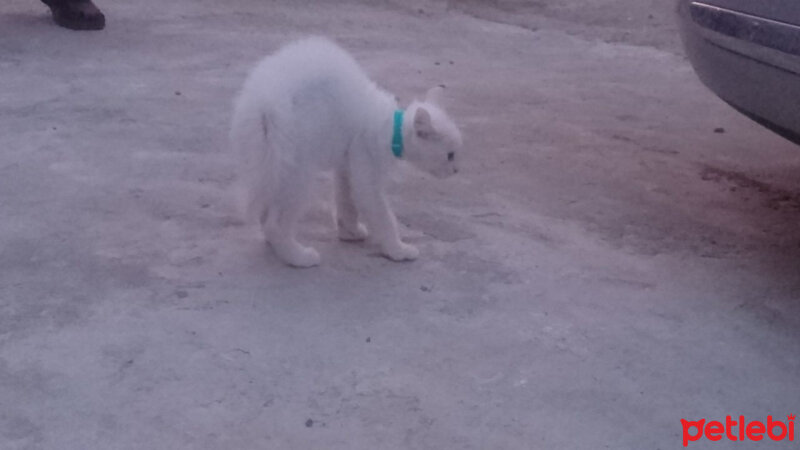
[2,0,800,449]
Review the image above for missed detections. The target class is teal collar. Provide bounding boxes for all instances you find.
[391,110,404,158]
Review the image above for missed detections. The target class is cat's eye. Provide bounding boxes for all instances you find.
[447,152,455,161]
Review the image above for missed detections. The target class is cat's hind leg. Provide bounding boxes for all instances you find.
[263,170,321,268]
[335,168,368,241]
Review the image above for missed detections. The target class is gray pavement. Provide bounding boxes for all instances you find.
[2,0,800,449]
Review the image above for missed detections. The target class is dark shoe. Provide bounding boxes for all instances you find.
[45,0,105,30]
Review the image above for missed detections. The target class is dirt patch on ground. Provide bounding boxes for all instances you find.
[449,0,682,52]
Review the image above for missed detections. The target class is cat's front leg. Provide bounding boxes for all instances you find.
[348,168,418,262]
[371,195,419,262]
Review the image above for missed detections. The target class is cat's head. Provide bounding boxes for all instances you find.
[403,87,462,178]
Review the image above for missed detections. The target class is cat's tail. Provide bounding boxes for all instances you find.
[230,96,274,233]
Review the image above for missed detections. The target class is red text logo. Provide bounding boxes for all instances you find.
[681,415,795,447]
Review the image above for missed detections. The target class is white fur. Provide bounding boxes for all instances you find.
[230,37,462,267]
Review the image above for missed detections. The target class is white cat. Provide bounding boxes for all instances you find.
[230,37,462,267]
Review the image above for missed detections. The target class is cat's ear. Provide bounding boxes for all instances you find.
[425,85,446,105]
[413,107,435,139]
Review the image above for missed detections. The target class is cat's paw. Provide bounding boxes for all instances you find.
[274,244,321,268]
[382,242,419,262]
[338,221,368,242]
[288,247,321,268]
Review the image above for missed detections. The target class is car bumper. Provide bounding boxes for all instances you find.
[679,1,800,142]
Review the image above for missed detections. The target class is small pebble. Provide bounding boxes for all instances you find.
[714,127,725,134]
[305,419,314,428]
